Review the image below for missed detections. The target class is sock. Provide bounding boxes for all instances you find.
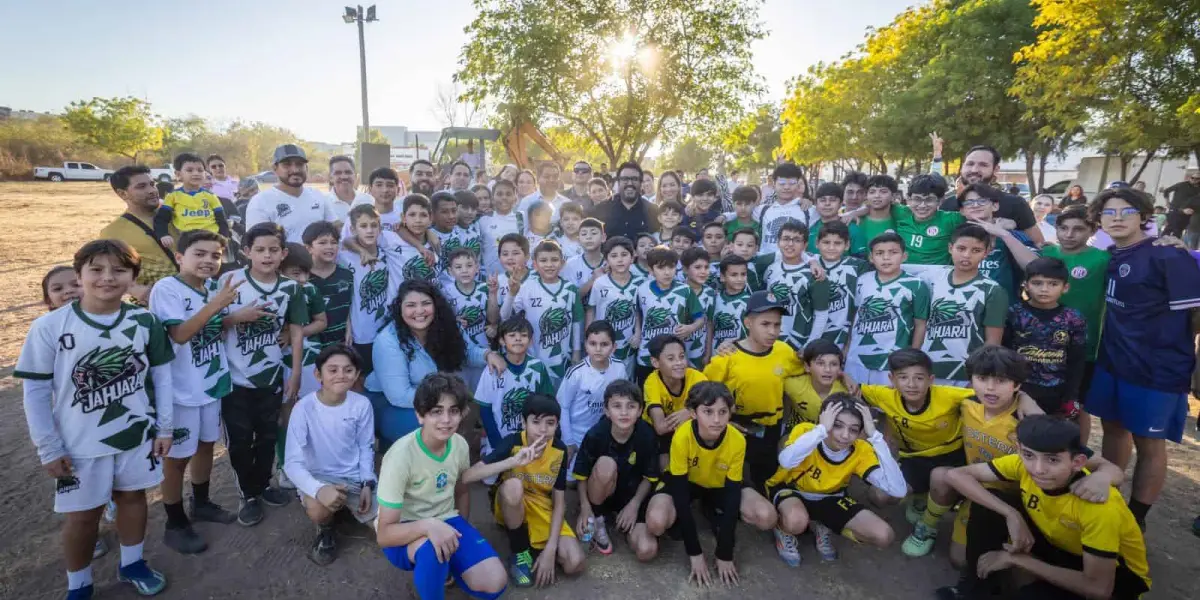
[119,542,144,568]
[192,481,210,505]
[506,523,531,555]
[841,528,860,544]
[1128,499,1151,525]
[164,501,189,529]
[413,541,452,600]
[66,566,93,590]
[922,497,954,530]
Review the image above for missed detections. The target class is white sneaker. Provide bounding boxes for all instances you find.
[277,470,296,490]
[773,527,801,567]
[811,521,838,561]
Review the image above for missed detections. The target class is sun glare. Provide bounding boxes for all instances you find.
[610,34,638,63]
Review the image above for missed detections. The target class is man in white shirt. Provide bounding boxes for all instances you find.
[327,156,374,225]
[516,161,572,224]
[448,160,473,192]
[245,144,337,244]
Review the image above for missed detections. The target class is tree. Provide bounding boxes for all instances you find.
[62,97,163,163]
[718,104,781,177]
[431,82,484,129]
[457,0,765,166]
[663,137,713,174]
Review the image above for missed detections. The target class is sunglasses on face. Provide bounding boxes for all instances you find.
[574,167,592,174]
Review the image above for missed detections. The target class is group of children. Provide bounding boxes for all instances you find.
[17,154,1171,600]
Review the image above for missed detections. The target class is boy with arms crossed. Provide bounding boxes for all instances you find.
[844,233,930,386]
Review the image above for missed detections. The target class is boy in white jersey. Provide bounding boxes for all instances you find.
[728,227,764,291]
[430,191,469,286]
[478,179,525,276]
[561,217,607,298]
[553,202,585,259]
[501,240,584,384]
[632,247,705,385]
[701,222,727,290]
[757,221,830,350]
[586,236,641,368]
[477,314,557,447]
[456,189,484,253]
[680,247,717,368]
[382,194,441,287]
[813,221,870,347]
[220,223,308,526]
[16,240,176,599]
[487,233,531,334]
[756,162,817,255]
[337,205,392,375]
[845,233,930,385]
[557,321,626,465]
[149,230,240,554]
[711,255,752,350]
[283,345,376,566]
[441,248,490,389]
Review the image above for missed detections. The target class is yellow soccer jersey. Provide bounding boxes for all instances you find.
[486,431,573,549]
[783,374,847,428]
[163,189,223,233]
[704,340,806,427]
[990,454,1151,590]
[861,384,973,458]
[668,420,745,489]
[643,368,706,425]
[961,397,1020,491]
[765,422,880,496]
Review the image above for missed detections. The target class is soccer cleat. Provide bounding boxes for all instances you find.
[163,524,208,554]
[309,526,336,566]
[592,516,613,555]
[810,521,838,561]
[901,522,937,557]
[905,499,924,526]
[237,497,264,527]
[772,527,802,567]
[277,470,297,490]
[117,560,167,596]
[190,497,236,524]
[509,550,534,587]
[65,584,94,600]
[260,486,292,507]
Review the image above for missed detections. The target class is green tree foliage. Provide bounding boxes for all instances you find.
[718,104,781,175]
[663,137,713,174]
[62,97,163,163]
[0,116,123,178]
[457,0,765,165]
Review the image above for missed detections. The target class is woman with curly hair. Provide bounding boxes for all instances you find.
[365,279,505,448]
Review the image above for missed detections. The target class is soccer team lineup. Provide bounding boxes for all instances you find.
[14,145,1200,600]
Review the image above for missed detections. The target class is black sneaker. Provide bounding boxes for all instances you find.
[260,487,292,507]
[308,526,336,566]
[163,524,208,554]
[238,498,264,527]
[190,497,236,524]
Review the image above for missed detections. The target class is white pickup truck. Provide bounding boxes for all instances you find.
[147,164,175,183]
[33,161,114,182]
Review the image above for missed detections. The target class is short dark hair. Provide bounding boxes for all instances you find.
[402,193,431,214]
[498,232,529,256]
[329,155,355,171]
[430,190,458,211]
[458,189,481,210]
[585,319,616,342]
[41,265,75,306]
[818,392,866,428]
[413,372,471,416]
[588,177,609,189]
[702,221,725,235]
[686,381,734,411]
[732,186,758,204]
[772,162,804,180]
[558,202,584,219]
[603,380,643,409]
[634,231,658,246]
[523,393,561,420]
[816,220,850,243]
[535,161,559,177]
[368,167,398,185]
[966,345,1030,384]
[110,165,151,191]
[409,159,434,173]
[866,174,898,193]
[680,246,710,268]
[498,313,534,338]
[659,200,685,216]
[779,221,809,240]
[814,182,843,199]
[532,239,563,259]
[314,343,363,373]
[718,254,748,274]
[451,160,472,174]
[280,242,313,273]
[303,221,340,245]
[173,152,204,172]
[908,174,948,198]
[1016,415,1087,456]
[177,229,225,255]
[1089,188,1155,231]
[1024,257,1069,283]
[602,236,634,257]
[841,171,869,188]
[731,227,760,245]
[965,145,1001,166]
[869,231,905,252]
[887,348,933,373]
[578,216,604,232]
[645,247,679,269]
[74,239,140,277]
[616,161,643,179]
[492,179,516,194]
[647,333,685,359]
[242,222,287,249]
[447,247,477,265]
[961,182,1003,204]
[206,154,225,165]
[671,228,698,244]
[348,204,380,226]
[802,338,844,366]
[690,179,718,197]
[950,222,991,246]
[1055,206,1092,230]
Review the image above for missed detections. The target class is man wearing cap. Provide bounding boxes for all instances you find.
[245,144,337,244]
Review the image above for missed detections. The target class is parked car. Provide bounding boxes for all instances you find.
[1040,179,1073,201]
[147,164,174,183]
[252,170,279,184]
[32,162,113,182]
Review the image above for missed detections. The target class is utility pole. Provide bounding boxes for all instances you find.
[344,5,378,143]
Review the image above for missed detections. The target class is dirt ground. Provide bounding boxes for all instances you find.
[0,182,1196,599]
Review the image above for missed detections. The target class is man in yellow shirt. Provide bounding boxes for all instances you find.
[98,166,178,304]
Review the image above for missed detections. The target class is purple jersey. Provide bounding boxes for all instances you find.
[1099,238,1200,392]
[1004,302,1087,399]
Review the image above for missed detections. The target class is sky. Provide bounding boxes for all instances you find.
[0,0,916,144]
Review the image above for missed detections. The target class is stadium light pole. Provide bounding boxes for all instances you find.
[344,5,378,143]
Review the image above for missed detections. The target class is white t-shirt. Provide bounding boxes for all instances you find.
[755,200,818,255]
[330,190,375,223]
[556,357,627,446]
[148,276,230,407]
[210,177,238,201]
[283,391,376,499]
[245,186,337,244]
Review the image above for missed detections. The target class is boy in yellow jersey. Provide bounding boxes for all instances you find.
[642,334,706,465]
[154,152,232,249]
[767,394,908,566]
[466,394,585,588]
[783,338,849,429]
[942,416,1148,600]
[643,382,773,586]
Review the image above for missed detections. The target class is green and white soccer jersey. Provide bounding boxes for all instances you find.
[433,226,474,286]
[510,277,583,380]
[705,262,722,291]
[562,254,604,290]
[148,276,231,406]
[220,269,308,389]
[442,280,490,349]
[14,302,175,458]
[338,250,392,345]
[686,285,717,367]
[552,233,583,259]
[761,259,829,350]
[588,273,640,362]
[475,357,555,439]
[920,269,1009,381]
[711,289,751,348]
[846,273,931,372]
[380,231,439,288]
[631,263,650,282]
[299,282,328,368]
[634,280,702,367]
[496,270,531,323]
[819,256,870,347]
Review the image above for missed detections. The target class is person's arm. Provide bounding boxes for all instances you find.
[149,361,175,437]
[499,280,520,320]
[214,206,231,238]
[543,471,570,558]
[153,204,174,241]
[460,435,535,483]
[356,400,377,484]
[944,459,1034,553]
[713,478,741,562]
[373,332,418,408]
[555,371,580,448]
[778,425,825,468]
[20,378,67,465]
[285,323,303,401]
[301,311,327,338]
[983,285,1009,345]
[668,473,702,557]
[282,406,325,499]
[1004,551,1117,600]
[1062,319,1087,403]
[863,431,908,499]
[584,305,595,329]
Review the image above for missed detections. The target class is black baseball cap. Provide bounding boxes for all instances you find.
[273,144,308,165]
[745,290,789,315]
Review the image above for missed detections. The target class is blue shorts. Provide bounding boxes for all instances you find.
[382,515,498,576]
[1086,366,1188,442]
